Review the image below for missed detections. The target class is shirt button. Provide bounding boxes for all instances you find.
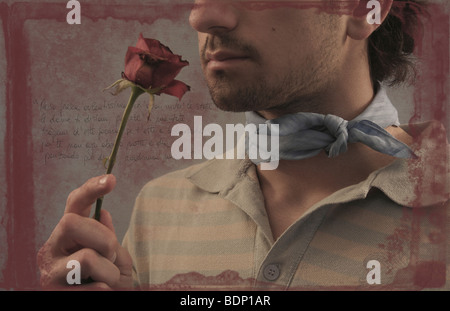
[263,264,280,281]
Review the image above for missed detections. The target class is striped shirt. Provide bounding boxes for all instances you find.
[122,121,449,290]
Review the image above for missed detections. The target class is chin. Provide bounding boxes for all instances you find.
[207,84,249,112]
[206,74,286,113]
[210,98,249,112]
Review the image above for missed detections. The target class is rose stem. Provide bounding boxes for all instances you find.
[94,86,144,221]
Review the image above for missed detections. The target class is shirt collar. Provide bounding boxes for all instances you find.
[186,156,275,243]
[371,120,449,207]
[186,121,449,211]
[353,86,401,127]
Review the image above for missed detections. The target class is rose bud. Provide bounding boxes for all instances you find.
[122,33,190,100]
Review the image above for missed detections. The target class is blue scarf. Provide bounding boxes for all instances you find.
[245,87,416,165]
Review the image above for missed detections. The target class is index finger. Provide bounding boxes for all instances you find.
[65,174,116,217]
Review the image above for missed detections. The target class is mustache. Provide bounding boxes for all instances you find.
[201,34,260,63]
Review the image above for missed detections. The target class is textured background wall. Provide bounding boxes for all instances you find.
[0,0,448,289]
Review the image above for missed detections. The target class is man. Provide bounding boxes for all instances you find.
[37,0,448,290]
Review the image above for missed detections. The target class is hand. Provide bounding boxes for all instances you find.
[37,174,133,290]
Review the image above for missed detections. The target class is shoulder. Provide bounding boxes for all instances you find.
[374,120,449,207]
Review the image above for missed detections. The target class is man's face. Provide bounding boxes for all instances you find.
[189,1,348,114]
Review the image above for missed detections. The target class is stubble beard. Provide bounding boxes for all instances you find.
[205,59,331,115]
[205,71,288,112]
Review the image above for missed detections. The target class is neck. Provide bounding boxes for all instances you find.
[256,125,413,241]
[257,144,392,240]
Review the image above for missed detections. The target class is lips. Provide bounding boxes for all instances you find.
[206,50,248,61]
[205,50,250,71]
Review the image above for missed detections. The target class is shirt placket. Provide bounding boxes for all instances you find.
[217,160,336,289]
[254,206,330,289]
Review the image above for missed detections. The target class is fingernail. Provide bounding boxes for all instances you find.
[99,175,108,185]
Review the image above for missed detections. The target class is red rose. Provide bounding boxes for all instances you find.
[122,33,190,100]
[95,34,190,220]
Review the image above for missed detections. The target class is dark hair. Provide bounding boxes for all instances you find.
[368,0,428,86]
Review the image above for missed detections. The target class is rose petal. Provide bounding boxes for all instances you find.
[159,80,191,100]
[123,47,145,83]
[136,33,155,51]
[151,59,189,88]
[137,34,171,59]
[134,63,157,89]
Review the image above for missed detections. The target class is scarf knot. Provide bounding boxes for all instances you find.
[324,115,349,157]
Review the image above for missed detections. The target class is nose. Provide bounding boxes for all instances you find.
[189,0,239,35]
